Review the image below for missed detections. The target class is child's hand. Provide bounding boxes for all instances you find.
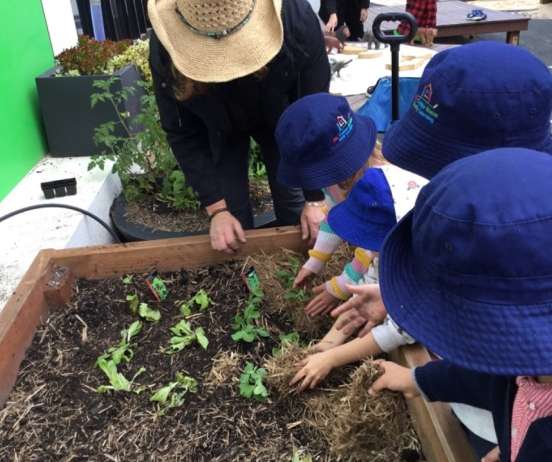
[294,267,315,288]
[290,352,334,391]
[369,360,420,399]
[331,284,387,336]
[305,284,340,317]
[482,446,500,462]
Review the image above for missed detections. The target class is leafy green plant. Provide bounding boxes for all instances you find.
[139,303,161,322]
[167,320,209,353]
[180,289,212,316]
[106,39,152,87]
[231,288,270,343]
[126,293,139,315]
[150,372,198,415]
[122,274,134,285]
[248,139,266,179]
[272,331,301,356]
[96,321,144,393]
[276,256,309,303]
[56,35,131,76]
[88,79,199,210]
[239,362,269,400]
[149,276,169,301]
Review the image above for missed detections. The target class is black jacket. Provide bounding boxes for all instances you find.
[149,0,330,207]
[416,360,552,462]
[321,0,370,17]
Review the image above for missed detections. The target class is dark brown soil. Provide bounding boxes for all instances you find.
[126,178,273,233]
[0,254,422,462]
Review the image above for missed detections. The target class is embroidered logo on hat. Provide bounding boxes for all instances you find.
[413,84,439,125]
[332,113,354,144]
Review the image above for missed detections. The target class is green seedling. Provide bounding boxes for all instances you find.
[138,302,161,322]
[283,287,309,303]
[126,293,139,315]
[150,372,198,415]
[96,321,144,393]
[272,331,301,356]
[239,362,269,400]
[122,274,134,285]
[276,255,303,289]
[96,359,145,393]
[179,289,212,316]
[231,287,270,343]
[291,448,313,462]
[167,320,209,353]
[148,276,169,301]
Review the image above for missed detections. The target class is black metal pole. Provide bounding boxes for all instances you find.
[390,43,400,121]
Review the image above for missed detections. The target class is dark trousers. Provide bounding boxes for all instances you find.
[319,1,365,41]
[459,421,497,460]
[216,132,304,229]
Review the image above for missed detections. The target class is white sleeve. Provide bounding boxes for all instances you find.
[371,315,416,353]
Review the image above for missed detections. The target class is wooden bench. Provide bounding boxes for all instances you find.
[369,0,530,44]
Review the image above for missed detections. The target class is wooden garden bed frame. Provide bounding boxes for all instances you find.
[0,226,476,462]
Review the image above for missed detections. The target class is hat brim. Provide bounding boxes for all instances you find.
[277,115,377,190]
[380,211,552,376]
[383,114,552,179]
[148,0,283,83]
[328,200,394,252]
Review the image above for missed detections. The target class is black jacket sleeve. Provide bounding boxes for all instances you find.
[295,1,331,97]
[360,0,370,9]
[414,360,495,411]
[150,65,224,208]
[322,0,337,16]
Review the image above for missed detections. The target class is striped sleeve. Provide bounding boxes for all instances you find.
[303,220,343,274]
[325,248,375,300]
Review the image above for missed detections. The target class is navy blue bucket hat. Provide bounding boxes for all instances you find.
[328,168,396,251]
[382,42,552,179]
[380,148,552,375]
[276,93,377,190]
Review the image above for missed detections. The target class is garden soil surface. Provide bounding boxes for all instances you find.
[0,252,422,462]
[126,178,273,233]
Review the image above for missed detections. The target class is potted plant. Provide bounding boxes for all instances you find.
[36,35,144,157]
[89,40,274,241]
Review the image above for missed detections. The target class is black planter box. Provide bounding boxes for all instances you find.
[36,64,144,157]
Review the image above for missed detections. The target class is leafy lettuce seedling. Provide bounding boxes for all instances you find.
[272,331,301,356]
[138,302,161,322]
[122,274,134,285]
[126,293,139,315]
[179,289,212,317]
[231,287,270,343]
[239,362,269,400]
[96,321,144,393]
[150,372,198,414]
[167,320,208,353]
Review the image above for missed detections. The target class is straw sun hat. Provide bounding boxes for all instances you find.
[148,0,284,83]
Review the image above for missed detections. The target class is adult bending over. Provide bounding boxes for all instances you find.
[148,0,330,253]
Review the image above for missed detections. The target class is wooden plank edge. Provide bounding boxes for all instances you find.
[0,251,55,406]
[391,344,477,462]
[48,226,306,279]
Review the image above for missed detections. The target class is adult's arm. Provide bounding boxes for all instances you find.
[414,359,495,411]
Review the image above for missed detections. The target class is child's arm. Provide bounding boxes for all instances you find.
[305,248,375,317]
[371,359,495,411]
[371,315,416,352]
[313,315,351,352]
[295,220,343,287]
[290,332,383,391]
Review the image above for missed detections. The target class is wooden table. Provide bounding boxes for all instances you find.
[369,0,530,44]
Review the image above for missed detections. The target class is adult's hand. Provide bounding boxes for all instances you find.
[325,13,338,33]
[208,204,246,254]
[300,202,326,244]
[360,8,369,23]
[330,284,387,337]
[324,35,343,54]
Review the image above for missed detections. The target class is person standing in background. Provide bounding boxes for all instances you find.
[319,0,370,41]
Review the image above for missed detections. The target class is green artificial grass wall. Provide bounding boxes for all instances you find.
[0,1,54,200]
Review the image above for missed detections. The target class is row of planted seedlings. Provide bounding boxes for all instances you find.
[0,250,421,461]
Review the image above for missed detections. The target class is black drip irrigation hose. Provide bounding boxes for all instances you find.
[0,204,122,244]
